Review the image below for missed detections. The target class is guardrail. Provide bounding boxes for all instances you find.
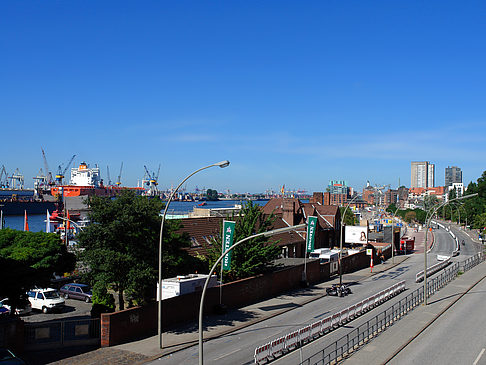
[254,281,406,364]
[415,258,451,282]
[298,252,483,365]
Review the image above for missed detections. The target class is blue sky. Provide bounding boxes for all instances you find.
[1,1,485,194]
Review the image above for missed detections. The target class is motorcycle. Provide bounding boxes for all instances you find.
[326,284,352,297]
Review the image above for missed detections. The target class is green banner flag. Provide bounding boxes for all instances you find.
[222,220,236,271]
[306,216,318,252]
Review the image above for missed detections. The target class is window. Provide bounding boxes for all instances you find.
[190,236,200,248]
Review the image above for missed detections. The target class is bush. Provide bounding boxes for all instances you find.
[90,282,115,317]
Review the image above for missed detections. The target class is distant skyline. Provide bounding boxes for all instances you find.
[1,1,485,193]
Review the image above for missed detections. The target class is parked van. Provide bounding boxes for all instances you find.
[27,288,65,313]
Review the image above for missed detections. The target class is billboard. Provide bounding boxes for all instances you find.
[345,226,368,244]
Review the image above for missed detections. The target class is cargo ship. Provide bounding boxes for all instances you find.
[0,189,57,216]
[50,162,144,198]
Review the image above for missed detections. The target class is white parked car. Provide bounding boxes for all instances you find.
[0,298,32,316]
[27,288,65,313]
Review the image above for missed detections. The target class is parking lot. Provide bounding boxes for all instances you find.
[22,298,92,322]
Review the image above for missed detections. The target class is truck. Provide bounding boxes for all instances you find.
[309,249,339,274]
[398,237,415,254]
[158,274,218,300]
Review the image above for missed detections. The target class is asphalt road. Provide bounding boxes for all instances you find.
[22,298,92,322]
[151,225,478,365]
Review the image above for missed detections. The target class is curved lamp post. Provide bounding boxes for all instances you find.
[198,223,306,365]
[423,193,477,305]
[158,160,230,349]
[390,206,400,264]
[339,194,359,286]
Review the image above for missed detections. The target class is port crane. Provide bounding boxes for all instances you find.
[55,155,76,185]
[9,168,24,189]
[41,148,54,185]
[106,165,112,186]
[116,162,123,186]
[0,165,8,188]
[143,164,161,196]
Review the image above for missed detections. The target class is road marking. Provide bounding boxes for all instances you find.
[473,348,485,365]
[213,347,241,361]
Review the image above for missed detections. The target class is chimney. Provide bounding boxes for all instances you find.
[282,199,295,226]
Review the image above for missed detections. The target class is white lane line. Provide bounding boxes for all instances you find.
[473,348,485,365]
[212,347,241,361]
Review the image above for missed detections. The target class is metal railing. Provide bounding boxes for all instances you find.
[254,281,406,364]
[299,252,483,365]
[24,318,100,351]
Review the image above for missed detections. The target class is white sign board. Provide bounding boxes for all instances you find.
[366,249,373,256]
[345,226,368,244]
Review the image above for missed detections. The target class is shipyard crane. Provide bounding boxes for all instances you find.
[0,165,8,188]
[106,165,112,186]
[143,164,160,196]
[33,168,48,187]
[9,168,24,189]
[55,154,76,185]
[41,148,54,185]
[116,162,123,186]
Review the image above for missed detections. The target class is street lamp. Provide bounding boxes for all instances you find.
[339,194,359,286]
[158,160,230,349]
[390,206,400,264]
[423,193,477,305]
[198,223,306,365]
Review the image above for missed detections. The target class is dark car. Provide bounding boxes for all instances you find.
[60,283,92,303]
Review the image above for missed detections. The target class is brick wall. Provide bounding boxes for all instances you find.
[101,251,375,347]
[101,259,330,346]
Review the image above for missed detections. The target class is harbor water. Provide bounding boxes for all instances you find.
[1,200,269,232]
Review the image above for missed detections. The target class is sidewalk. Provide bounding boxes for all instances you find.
[343,258,486,364]
[31,256,409,365]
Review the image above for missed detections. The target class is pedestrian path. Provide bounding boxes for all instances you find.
[343,257,486,364]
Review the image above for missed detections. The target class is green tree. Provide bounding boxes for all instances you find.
[78,191,199,309]
[205,189,219,201]
[340,207,357,226]
[0,229,75,314]
[205,201,280,282]
[404,211,417,223]
[462,171,486,229]
[386,203,397,214]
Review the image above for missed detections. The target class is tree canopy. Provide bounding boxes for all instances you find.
[340,207,357,226]
[0,229,75,314]
[205,189,219,201]
[205,201,281,282]
[78,191,198,309]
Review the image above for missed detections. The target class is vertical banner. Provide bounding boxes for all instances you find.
[222,220,236,271]
[306,216,318,252]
